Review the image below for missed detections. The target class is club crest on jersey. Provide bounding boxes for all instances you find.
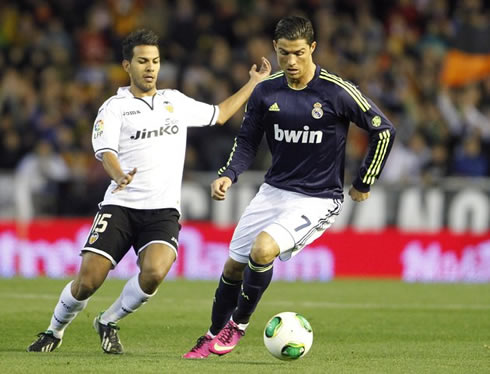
[88,232,99,245]
[311,102,323,119]
[163,101,174,113]
[371,115,381,127]
[93,120,104,139]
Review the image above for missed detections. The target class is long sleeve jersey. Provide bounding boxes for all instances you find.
[219,65,396,200]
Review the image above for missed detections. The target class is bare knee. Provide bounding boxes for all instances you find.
[138,244,175,294]
[71,277,101,300]
[71,252,111,300]
[250,232,279,264]
[139,267,168,293]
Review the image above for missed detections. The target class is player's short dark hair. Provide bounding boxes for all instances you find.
[274,16,315,45]
[122,29,159,61]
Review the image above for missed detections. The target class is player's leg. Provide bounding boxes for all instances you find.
[232,231,278,324]
[213,194,342,355]
[95,243,175,354]
[183,257,246,359]
[27,252,112,352]
[208,185,341,356]
[209,232,279,356]
[185,184,285,358]
[95,208,179,354]
[184,185,280,359]
[99,242,175,325]
[77,205,134,354]
[211,258,247,334]
[139,242,176,292]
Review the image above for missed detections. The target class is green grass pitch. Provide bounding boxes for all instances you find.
[0,278,489,373]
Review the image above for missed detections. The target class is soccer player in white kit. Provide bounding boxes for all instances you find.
[184,16,396,359]
[27,29,271,354]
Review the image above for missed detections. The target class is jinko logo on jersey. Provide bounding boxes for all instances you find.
[130,125,179,140]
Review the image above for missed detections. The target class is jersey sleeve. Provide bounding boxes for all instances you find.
[218,87,264,182]
[92,99,122,161]
[172,91,219,127]
[335,86,396,192]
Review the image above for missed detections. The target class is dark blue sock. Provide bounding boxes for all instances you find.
[210,274,242,335]
[232,256,274,324]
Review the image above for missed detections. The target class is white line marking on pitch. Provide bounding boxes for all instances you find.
[2,293,488,310]
[265,300,490,311]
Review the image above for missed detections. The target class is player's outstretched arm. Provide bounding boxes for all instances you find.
[211,176,232,200]
[216,57,271,125]
[101,152,137,193]
[348,186,370,202]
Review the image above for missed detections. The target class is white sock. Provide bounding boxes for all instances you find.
[47,281,89,339]
[231,317,249,331]
[206,330,215,338]
[100,275,155,325]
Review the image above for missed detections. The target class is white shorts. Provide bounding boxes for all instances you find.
[229,183,342,263]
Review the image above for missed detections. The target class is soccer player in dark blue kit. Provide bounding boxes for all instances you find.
[183,15,396,359]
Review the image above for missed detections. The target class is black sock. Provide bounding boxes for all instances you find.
[209,274,242,335]
[232,256,274,324]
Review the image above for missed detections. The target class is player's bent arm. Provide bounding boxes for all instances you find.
[101,152,137,192]
[101,152,126,181]
[216,57,271,125]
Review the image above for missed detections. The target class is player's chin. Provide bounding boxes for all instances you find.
[139,81,155,91]
[285,72,301,81]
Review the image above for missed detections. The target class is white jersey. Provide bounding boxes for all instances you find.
[92,86,219,211]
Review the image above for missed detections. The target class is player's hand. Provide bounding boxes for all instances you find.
[348,186,370,202]
[211,176,232,200]
[112,168,137,193]
[249,57,272,84]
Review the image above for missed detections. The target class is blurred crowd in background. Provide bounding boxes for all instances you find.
[0,0,489,218]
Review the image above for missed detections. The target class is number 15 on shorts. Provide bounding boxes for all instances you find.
[88,213,112,244]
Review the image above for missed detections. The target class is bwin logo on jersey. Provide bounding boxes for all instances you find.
[274,124,323,144]
[131,125,179,140]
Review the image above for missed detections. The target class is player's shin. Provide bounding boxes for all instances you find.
[210,274,242,335]
[100,274,155,324]
[232,256,274,325]
[48,281,89,338]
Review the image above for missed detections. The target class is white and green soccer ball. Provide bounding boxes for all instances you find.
[263,311,313,360]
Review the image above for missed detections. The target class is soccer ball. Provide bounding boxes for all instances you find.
[263,311,313,360]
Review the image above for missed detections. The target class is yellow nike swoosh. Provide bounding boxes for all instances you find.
[213,343,235,352]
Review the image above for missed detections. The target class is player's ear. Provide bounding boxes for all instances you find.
[122,59,130,73]
[273,40,278,52]
[310,41,317,54]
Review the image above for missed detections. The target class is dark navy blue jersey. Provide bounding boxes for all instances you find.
[219,65,396,199]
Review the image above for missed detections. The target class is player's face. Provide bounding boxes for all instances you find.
[273,38,316,84]
[123,45,160,96]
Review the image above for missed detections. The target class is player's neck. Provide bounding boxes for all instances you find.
[287,63,316,90]
[129,85,157,98]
